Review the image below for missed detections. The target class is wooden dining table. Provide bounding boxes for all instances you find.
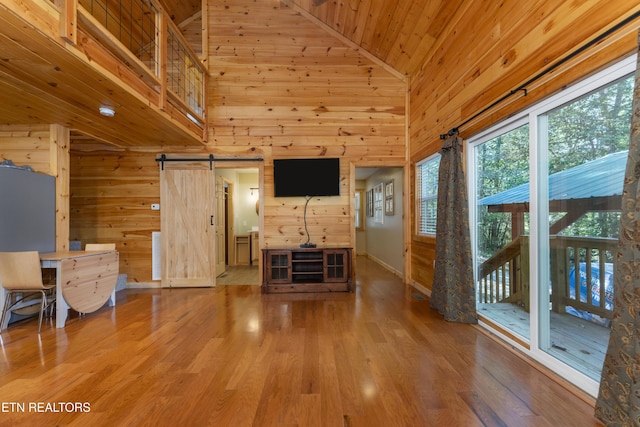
[39,250,119,328]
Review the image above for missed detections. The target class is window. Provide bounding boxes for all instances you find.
[416,154,441,235]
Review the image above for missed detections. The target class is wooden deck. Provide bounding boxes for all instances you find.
[478,302,610,380]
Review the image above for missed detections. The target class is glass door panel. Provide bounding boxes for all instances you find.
[539,75,633,380]
[474,123,530,339]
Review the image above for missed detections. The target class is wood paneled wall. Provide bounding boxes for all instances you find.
[70,150,160,284]
[0,125,53,174]
[5,1,639,290]
[67,0,406,283]
[408,2,640,291]
[205,0,407,249]
[0,124,70,252]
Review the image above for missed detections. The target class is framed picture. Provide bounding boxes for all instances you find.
[384,179,394,216]
[366,188,374,217]
[374,183,384,223]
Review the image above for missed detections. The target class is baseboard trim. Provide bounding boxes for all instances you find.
[125,282,162,289]
[363,254,404,280]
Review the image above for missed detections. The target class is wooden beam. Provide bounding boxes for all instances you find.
[59,0,77,45]
[200,3,209,70]
[50,124,70,252]
[158,11,168,112]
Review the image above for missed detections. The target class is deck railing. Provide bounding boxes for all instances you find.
[477,236,528,310]
[62,0,206,128]
[478,235,616,319]
[550,235,616,320]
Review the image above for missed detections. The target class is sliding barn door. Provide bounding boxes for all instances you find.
[160,162,215,287]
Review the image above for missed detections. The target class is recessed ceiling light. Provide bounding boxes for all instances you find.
[99,106,115,117]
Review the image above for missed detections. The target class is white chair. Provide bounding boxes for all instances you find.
[85,243,116,251]
[84,243,118,314]
[0,251,56,333]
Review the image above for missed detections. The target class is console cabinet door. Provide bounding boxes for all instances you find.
[323,249,349,282]
[266,251,292,284]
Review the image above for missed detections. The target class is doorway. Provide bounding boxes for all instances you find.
[355,166,405,278]
[215,166,261,285]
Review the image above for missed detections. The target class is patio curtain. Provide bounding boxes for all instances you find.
[429,133,477,324]
[595,31,640,425]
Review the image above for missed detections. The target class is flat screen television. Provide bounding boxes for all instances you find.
[273,158,340,197]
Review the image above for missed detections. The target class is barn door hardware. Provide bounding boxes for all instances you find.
[156,154,263,170]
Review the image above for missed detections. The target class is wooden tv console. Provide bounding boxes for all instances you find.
[262,247,353,293]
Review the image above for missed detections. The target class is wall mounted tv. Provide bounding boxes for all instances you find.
[273,158,340,197]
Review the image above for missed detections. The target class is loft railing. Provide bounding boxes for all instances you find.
[167,26,204,122]
[59,0,206,128]
[79,0,160,74]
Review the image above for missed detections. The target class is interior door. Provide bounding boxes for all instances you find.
[160,162,215,287]
[215,175,226,275]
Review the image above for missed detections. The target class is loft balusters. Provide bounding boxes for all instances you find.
[69,0,206,128]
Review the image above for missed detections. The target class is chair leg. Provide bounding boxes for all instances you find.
[0,291,13,331]
[37,290,46,334]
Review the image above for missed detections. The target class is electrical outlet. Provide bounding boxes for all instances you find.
[151,203,160,211]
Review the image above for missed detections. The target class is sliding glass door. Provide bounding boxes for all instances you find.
[536,72,633,381]
[469,55,636,393]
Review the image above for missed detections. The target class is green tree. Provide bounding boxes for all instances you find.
[547,75,633,238]
[476,125,529,258]
[548,76,633,172]
[476,74,633,257]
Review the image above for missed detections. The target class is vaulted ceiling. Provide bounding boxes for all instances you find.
[1,0,451,148]
[288,0,465,77]
[168,0,463,77]
[3,1,637,149]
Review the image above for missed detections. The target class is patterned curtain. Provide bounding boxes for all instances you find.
[595,32,640,426]
[429,134,477,324]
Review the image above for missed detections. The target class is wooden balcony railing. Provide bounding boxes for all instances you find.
[477,236,529,310]
[478,235,616,320]
[59,0,206,129]
[550,235,616,320]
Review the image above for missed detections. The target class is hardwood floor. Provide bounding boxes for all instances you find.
[216,264,260,285]
[0,257,602,426]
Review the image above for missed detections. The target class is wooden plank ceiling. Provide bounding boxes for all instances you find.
[286,0,465,77]
[167,0,460,77]
[0,0,458,148]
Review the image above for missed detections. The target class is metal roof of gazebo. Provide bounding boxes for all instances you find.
[478,150,628,208]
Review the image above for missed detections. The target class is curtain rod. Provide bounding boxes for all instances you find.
[156,154,264,170]
[440,10,640,140]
